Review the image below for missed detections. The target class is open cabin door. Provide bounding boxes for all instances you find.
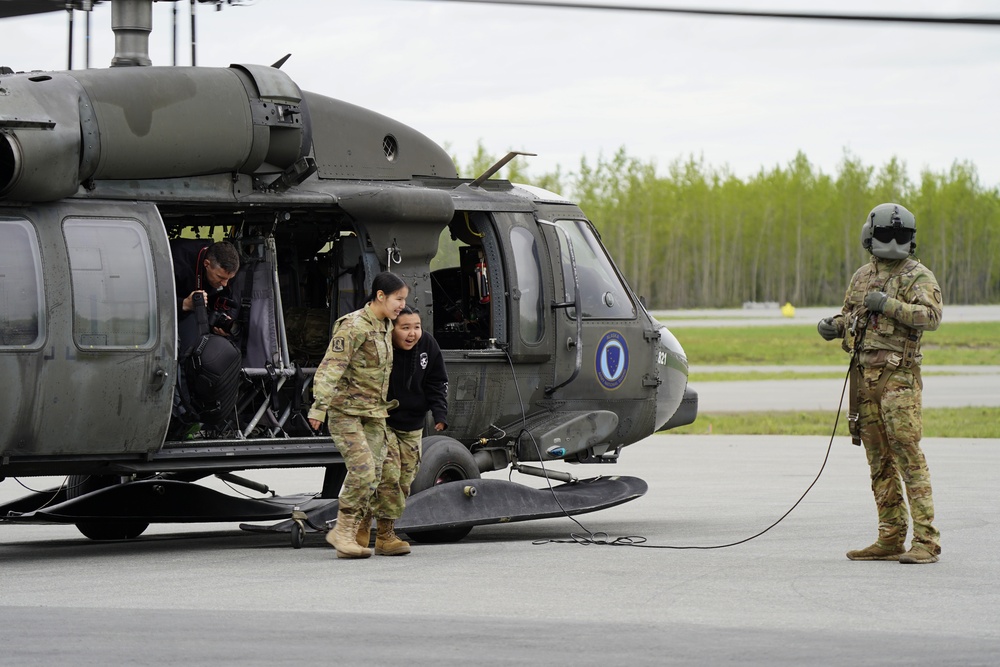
[0,201,175,461]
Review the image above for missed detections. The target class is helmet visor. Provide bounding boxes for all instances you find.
[872,226,914,244]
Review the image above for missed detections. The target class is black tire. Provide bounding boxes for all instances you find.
[406,435,481,544]
[290,522,305,549]
[66,475,149,541]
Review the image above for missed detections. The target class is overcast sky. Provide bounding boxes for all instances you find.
[3,0,1000,188]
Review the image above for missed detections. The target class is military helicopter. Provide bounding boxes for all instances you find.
[0,0,696,545]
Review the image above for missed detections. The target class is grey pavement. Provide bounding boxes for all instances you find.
[2,305,996,664]
[651,303,1000,327]
[2,435,999,665]
[694,365,1000,374]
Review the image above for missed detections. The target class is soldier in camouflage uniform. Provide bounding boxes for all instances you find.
[818,203,942,564]
[308,272,408,559]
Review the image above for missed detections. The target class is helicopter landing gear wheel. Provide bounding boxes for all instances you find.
[289,507,308,549]
[406,435,481,544]
[66,475,150,540]
[290,522,305,549]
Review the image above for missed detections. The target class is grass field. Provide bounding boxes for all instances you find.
[676,320,1000,366]
[669,320,1000,437]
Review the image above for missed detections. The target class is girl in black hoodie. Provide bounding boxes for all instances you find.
[365,307,448,555]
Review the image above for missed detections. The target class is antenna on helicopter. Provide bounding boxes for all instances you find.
[470,151,537,188]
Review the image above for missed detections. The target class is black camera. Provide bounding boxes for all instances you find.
[209,296,236,334]
[209,311,235,334]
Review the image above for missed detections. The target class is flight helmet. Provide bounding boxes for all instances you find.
[861,203,916,260]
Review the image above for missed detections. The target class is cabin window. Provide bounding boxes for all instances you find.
[556,219,635,319]
[0,219,44,348]
[509,226,544,344]
[64,219,156,349]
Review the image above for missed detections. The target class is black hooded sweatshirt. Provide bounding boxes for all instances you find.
[387,333,449,431]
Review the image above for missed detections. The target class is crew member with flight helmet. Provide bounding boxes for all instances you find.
[355,306,449,556]
[308,272,409,559]
[817,203,942,564]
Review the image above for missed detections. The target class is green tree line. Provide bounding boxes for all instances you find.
[454,145,1000,308]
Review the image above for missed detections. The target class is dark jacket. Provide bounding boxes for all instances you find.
[387,333,448,431]
[171,239,236,351]
[171,239,235,318]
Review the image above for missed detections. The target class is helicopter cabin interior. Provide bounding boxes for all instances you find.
[0,189,643,466]
[155,204,519,442]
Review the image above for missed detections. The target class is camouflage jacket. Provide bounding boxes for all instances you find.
[831,256,943,368]
[308,304,398,421]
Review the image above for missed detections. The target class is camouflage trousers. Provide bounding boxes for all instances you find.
[371,427,423,519]
[858,365,940,554]
[326,412,390,516]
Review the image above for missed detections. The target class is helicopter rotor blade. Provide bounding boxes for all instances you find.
[395,0,1000,27]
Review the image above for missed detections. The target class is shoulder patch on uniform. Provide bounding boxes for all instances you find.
[332,337,345,352]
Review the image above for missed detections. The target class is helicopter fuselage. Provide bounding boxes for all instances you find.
[0,59,695,539]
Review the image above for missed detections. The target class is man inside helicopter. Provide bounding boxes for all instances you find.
[168,238,242,438]
[171,239,241,351]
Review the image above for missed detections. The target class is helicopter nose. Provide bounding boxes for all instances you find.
[652,325,697,431]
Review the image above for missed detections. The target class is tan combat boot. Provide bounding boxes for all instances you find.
[899,544,939,564]
[325,509,372,559]
[846,541,905,561]
[375,518,411,556]
[355,512,373,548]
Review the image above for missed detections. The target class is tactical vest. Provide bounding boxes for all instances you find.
[843,258,923,370]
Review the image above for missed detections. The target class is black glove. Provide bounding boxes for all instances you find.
[817,318,838,341]
[864,291,888,313]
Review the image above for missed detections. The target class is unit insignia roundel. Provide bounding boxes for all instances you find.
[596,331,629,390]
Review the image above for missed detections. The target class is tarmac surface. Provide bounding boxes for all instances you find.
[2,304,996,665]
[2,435,998,666]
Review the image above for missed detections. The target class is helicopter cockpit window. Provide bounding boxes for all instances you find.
[64,219,156,349]
[556,219,635,319]
[0,219,44,348]
[509,226,544,344]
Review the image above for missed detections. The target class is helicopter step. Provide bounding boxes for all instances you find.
[240,474,648,545]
